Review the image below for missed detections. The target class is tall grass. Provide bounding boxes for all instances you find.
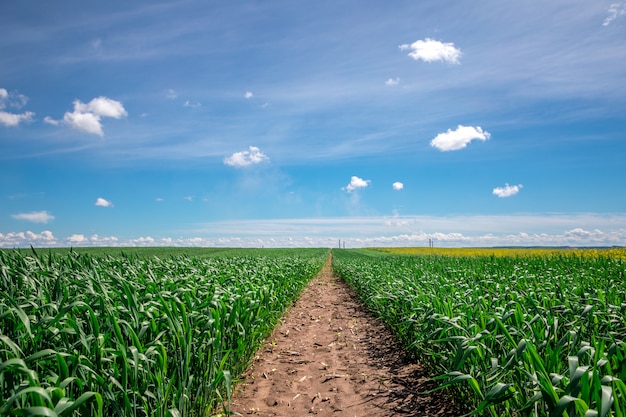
[0,248,328,416]
[333,249,626,416]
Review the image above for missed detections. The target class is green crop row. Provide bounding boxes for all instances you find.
[0,248,328,416]
[332,249,626,416]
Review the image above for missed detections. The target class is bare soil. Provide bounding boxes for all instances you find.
[229,254,464,417]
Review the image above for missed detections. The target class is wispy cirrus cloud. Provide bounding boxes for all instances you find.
[11,210,55,224]
[493,183,523,198]
[603,2,626,26]
[431,125,490,151]
[399,38,461,64]
[224,146,269,168]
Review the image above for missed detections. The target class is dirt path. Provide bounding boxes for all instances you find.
[229,254,463,417]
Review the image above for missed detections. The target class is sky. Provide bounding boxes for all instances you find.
[1,0,626,248]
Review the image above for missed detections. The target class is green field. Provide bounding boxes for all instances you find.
[1,247,625,416]
[333,248,626,416]
[0,248,328,416]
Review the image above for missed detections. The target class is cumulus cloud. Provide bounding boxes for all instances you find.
[63,111,103,136]
[245,91,254,99]
[3,214,626,248]
[66,234,119,246]
[95,197,114,207]
[493,183,523,198]
[0,88,28,109]
[0,111,35,127]
[0,88,34,127]
[392,182,404,190]
[52,96,127,136]
[344,176,370,192]
[67,234,87,244]
[183,100,201,108]
[431,125,491,151]
[75,97,126,118]
[603,2,626,26]
[224,146,269,167]
[0,230,57,247]
[385,77,400,86]
[399,38,461,64]
[11,211,55,224]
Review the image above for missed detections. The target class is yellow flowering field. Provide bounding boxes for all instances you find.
[371,246,626,258]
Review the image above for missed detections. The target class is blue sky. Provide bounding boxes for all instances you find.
[1,0,625,248]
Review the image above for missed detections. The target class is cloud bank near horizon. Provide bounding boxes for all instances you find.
[2,214,625,248]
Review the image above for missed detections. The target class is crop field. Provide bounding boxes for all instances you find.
[332,248,626,416]
[0,248,328,416]
[373,247,626,259]
[2,246,625,416]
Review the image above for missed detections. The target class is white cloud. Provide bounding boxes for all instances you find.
[603,2,626,26]
[245,91,254,99]
[130,236,155,245]
[74,97,127,119]
[0,230,57,247]
[392,182,404,190]
[385,77,400,86]
[66,234,119,246]
[344,176,370,193]
[183,214,626,247]
[57,96,127,136]
[0,88,34,127]
[165,89,177,99]
[67,234,87,244]
[431,125,491,151]
[493,183,523,198]
[43,116,60,126]
[0,88,28,109]
[95,197,114,207]
[0,111,35,127]
[155,197,164,202]
[183,100,201,108]
[2,214,626,248]
[224,146,269,167]
[11,211,55,224]
[399,38,461,64]
[63,110,104,136]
